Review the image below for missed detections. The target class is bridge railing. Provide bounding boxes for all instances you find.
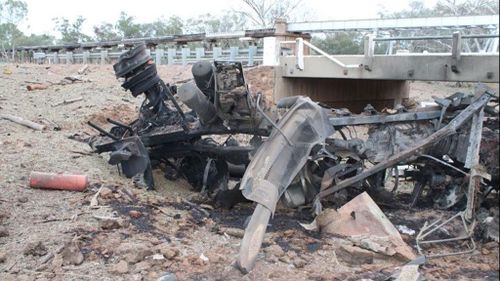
[23,46,264,66]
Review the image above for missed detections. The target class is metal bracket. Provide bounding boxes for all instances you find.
[416,211,476,258]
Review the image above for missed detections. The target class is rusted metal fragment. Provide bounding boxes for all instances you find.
[317,192,416,261]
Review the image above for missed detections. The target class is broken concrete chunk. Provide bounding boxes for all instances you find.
[317,192,416,261]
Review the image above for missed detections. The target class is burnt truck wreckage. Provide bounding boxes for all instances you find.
[89,44,499,272]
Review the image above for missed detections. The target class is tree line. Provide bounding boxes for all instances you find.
[1,0,498,56]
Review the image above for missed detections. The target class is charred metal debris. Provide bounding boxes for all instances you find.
[89,43,499,272]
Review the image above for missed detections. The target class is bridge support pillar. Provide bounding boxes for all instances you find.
[274,75,409,113]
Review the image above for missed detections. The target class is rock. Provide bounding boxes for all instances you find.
[205,253,224,264]
[157,272,176,281]
[218,227,244,238]
[317,192,416,261]
[116,242,153,263]
[199,253,209,264]
[133,261,151,273]
[110,260,129,274]
[99,187,114,199]
[17,196,29,203]
[264,244,285,257]
[0,226,8,237]
[99,217,127,230]
[51,254,63,271]
[278,255,291,264]
[152,254,165,260]
[336,244,374,265]
[0,251,5,263]
[481,248,490,255]
[395,264,423,281]
[61,240,84,265]
[16,275,35,281]
[129,210,142,218]
[292,257,307,268]
[24,241,48,256]
[483,241,499,249]
[156,243,179,260]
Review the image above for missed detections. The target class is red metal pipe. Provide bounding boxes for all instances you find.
[29,172,88,191]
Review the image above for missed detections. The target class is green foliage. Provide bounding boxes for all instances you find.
[0,0,27,54]
[115,12,143,39]
[0,0,27,24]
[93,22,119,41]
[312,33,363,55]
[16,33,54,46]
[142,15,184,37]
[53,16,92,43]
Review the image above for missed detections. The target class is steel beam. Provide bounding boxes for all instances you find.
[329,111,442,126]
[287,15,499,33]
[279,54,499,82]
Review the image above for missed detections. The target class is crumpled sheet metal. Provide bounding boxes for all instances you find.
[239,96,334,213]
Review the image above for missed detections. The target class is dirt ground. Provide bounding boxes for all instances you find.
[0,63,498,281]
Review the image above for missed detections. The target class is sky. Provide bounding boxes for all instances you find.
[18,0,439,36]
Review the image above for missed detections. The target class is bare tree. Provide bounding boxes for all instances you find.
[236,0,304,28]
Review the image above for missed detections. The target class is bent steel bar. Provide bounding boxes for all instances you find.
[329,110,442,126]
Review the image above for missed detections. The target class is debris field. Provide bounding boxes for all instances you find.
[0,53,499,281]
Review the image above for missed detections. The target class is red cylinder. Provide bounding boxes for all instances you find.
[29,172,88,192]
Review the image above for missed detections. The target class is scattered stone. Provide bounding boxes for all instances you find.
[116,242,153,263]
[24,241,48,256]
[15,275,35,281]
[17,196,29,203]
[483,241,499,249]
[0,225,9,237]
[278,255,291,264]
[336,244,374,265]
[395,264,423,281]
[0,251,6,263]
[110,260,129,274]
[157,272,176,281]
[156,243,179,260]
[292,257,307,268]
[264,244,285,257]
[133,261,152,273]
[99,187,114,199]
[129,210,142,218]
[199,253,209,264]
[50,254,63,271]
[218,227,244,238]
[152,254,165,260]
[97,217,128,230]
[61,240,84,265]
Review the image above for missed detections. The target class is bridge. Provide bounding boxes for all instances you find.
[6,15,499,111]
